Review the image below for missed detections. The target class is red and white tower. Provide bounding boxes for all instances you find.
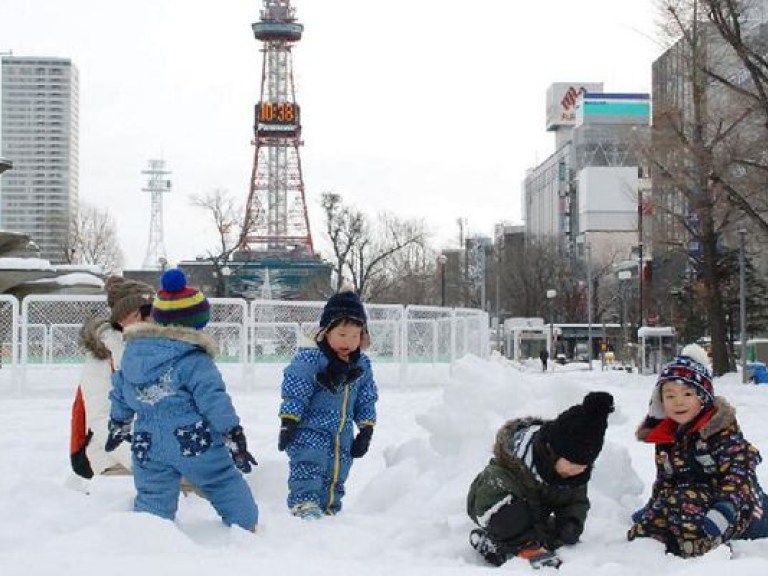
[241,0,313,255]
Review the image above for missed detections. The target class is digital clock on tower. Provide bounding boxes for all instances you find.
[255,101,300,135]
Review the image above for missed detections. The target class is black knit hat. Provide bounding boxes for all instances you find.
[319,284,367,329]
[543,391,614,465]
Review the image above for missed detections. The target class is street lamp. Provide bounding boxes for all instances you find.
[546,289,557,364]
[739,229,748,383]
[586,242,593,371]
[437,254,447,307]
[221,265,232,298]
[618,270,632,363]
[637,241,645,327]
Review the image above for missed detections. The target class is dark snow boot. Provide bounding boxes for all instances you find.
[469,529,509,566]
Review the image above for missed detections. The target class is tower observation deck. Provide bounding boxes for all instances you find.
[241,0,313,255]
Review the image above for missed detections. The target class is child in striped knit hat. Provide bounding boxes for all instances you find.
[107,268,259,531]
[628,344,768,557]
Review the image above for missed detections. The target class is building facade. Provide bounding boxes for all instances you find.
[524,83,650,264]
[1,56,79,263]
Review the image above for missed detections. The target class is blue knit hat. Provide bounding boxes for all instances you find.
[151,268,210,330]
[319,285,367,329]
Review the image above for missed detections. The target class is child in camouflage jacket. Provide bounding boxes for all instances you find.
[467,391,614,568]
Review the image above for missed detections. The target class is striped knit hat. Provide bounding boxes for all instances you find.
[151,268,210,330]
[647,343,714,418]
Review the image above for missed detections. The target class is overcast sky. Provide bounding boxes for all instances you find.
[1,0,662,270]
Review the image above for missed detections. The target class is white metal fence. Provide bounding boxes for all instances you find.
[0,295,489,385]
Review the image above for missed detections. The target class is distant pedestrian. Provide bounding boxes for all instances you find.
[539,348,549,372]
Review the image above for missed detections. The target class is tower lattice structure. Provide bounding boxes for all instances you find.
[241,0,314,255]
[141,159,171,270]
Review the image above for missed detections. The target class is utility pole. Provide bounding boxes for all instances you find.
[739,229,748,383]
[586,242,593,370]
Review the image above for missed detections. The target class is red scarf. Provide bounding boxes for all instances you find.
[646,407,716,444]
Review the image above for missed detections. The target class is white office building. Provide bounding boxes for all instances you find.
[1,56,79,262]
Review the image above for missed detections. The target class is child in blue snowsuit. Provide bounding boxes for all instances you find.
[277,285,379,518]
[106,268,258,531]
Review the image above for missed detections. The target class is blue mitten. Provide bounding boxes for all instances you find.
[104,419,131,452]
[702,501,736,539]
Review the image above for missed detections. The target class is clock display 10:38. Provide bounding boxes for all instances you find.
[257,102,300,124]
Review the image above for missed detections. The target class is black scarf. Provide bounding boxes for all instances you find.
[316,339,362,392]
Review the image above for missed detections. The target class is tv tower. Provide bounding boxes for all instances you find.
[141,159,171,270]
[241,0,313,255]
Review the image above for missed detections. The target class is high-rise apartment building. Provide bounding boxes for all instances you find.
[1,56,79,262]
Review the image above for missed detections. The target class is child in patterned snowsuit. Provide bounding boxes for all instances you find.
[628,344,768,557]
[277,285,378,519]
[107,268,258,531]
[467,391,614,569]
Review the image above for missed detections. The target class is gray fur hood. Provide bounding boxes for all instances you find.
[79,318,113,360]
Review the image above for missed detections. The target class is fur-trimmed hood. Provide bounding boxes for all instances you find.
[492,416,546,470]
[123,322,219,357]
[636,396,736,442]
[79,318,114,360]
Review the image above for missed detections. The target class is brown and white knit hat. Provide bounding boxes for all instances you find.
[104,276,155,325]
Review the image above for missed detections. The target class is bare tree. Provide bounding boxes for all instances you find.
[346,212,427,300]
[320,192,427,300]
[651,0,754,373]
[62,202,124,274]
[661,0,768,236]
[191,188,246,297]
[320,192,364,291]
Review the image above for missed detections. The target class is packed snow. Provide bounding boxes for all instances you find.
[1,355,768,575]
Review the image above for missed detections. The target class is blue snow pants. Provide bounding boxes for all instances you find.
[286,427,353,514]
[742,493,768,540]
[132,433,258,531]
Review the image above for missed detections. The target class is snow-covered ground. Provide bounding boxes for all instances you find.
[2,355,768,575]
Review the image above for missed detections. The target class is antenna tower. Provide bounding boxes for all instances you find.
[241,0,314,255]
[141,159,171,270]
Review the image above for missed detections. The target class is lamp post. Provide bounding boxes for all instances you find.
[638,241,644,327]
[586,242,593,371]
[739,229,748,383]
[546,289,557,365]
[618,270,632,362]
[221,265,232,298]
[437,254,447,307]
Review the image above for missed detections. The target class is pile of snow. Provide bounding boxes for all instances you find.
[1,357,768,575]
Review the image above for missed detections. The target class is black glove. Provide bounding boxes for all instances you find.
[350,425,373,458]
[225,425,257,474]
[557,519,582,546]
[104,419,131,452]
[278,418,298,452]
